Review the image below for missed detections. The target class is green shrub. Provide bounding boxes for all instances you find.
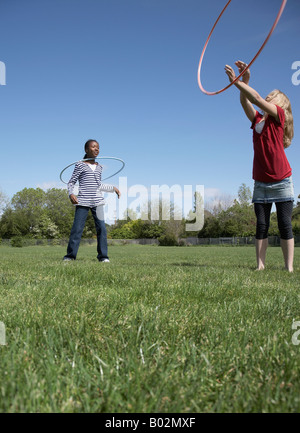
[50,238,61,246]
[158,234,178,246]
[11,236,24,248]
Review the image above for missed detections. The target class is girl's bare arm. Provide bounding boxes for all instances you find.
[225,62,279,121]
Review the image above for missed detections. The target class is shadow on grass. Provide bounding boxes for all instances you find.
[171,262,254,269]
[171,262,206,267]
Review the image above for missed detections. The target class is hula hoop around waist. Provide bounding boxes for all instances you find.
[59,157,125,184]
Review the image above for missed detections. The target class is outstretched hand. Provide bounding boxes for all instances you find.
[225,61,250,84]
[224,64,236,83]
[235,60,250,84]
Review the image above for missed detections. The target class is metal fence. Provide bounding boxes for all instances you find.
[184,235,300,246]
[1,235,300,247]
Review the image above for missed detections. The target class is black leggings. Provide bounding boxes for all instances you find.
[254,201,293,240]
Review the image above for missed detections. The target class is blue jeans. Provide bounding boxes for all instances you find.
[64,205,108,261]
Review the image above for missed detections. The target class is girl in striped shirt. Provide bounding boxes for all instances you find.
[63,139,120,262]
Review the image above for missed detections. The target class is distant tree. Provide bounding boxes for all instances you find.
[0,207,22,238]
[45,188,74,237]
[0,188,9,215]
[205,193,234,216]
[109,220,141,239]
[197,214,223,238]
[139,221,164,238]
[10,188,46,235]
[291,193,300,234]
[237,183,252,205]
[109,219,164,239]
[198,184,256,238]
[11,188,46,212]
[224,200,256,237]
[293,194,300,217]
[0,187,76,238]
[31,214,60,239]
[108,196,185,240]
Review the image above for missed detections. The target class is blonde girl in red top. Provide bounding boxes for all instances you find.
[225,61,294,272]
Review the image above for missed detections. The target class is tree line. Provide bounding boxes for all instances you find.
[0,185,299,243]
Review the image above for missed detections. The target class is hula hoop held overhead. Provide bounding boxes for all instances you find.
[59,157,125,184]
[197,0,288,95]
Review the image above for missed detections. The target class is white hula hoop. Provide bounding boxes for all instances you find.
[59,156,125,184]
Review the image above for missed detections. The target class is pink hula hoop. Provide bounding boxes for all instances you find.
[197,0,288,95]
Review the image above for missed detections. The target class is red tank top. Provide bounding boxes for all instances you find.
[251,106,292,182]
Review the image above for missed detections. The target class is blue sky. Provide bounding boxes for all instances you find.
[0,0,299,219]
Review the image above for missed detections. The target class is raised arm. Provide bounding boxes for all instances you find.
[225,61,279,122]
[235,61,256,122]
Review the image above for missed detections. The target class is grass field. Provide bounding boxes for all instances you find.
[0,244,300,413]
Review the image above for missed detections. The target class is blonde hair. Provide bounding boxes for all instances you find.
[267,89,294,148]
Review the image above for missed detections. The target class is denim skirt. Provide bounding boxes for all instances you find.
[252,176,294,203]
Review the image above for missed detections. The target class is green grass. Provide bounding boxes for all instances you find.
[0,244,300,413]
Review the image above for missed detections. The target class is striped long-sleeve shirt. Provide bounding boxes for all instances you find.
[67,162,114,207]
